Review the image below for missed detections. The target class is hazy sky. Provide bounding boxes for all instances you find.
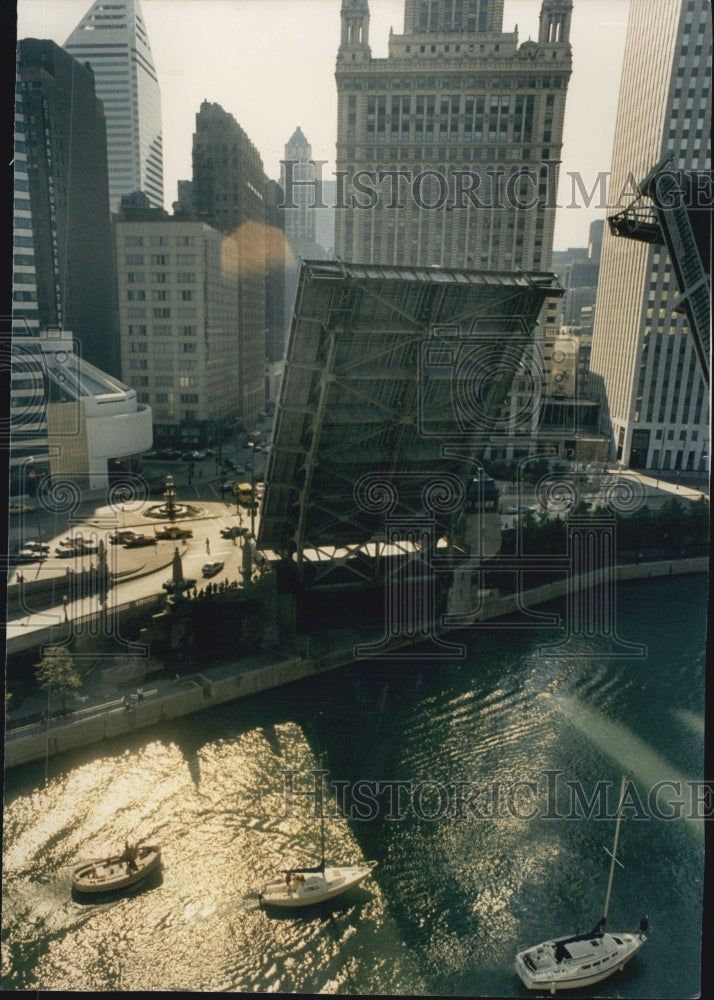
[16,0,631,250]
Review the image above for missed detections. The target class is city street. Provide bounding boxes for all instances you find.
[6,441,270,644]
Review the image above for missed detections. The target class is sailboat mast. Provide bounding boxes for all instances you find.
[320,784,325,871]
[318,756,326,873]
[603,775,628,923]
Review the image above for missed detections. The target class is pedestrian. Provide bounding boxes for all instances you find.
[205,538,210,554]
[137,686,144,703]
[232,534,237,546]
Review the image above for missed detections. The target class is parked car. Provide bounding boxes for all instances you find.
[14,548,46,564]
[202,560,225,578]
[54,545,77,558]
[108,529,137,545]
[23,540,50,554]
[123,534,157,548]
[154,523,194,539]
[220,525,247,539]
[10,502,35,515]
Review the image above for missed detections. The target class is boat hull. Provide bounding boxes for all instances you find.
[72,846,161,894]
[260,863,376,908]
[515,929,649,992]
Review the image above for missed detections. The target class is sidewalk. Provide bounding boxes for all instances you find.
[611,467,709,502]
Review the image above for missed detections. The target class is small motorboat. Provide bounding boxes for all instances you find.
[259,860,377,909]
[72,843,161,894]
[515,776,650,993]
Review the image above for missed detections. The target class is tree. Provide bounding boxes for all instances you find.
[35,645,83,713]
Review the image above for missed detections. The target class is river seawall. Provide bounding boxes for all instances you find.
[4,556,708,770]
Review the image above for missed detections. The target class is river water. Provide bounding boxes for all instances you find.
[2,575,707,996]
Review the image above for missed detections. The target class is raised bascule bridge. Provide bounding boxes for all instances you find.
[608,156,711,387]
[257,260,561,651]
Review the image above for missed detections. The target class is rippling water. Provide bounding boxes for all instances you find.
[2,576,707,995]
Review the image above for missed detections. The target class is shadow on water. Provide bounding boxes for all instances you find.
[70,863,164,906]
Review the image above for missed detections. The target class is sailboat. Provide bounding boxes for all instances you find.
[515,776,650,993]
[259,782,377,909]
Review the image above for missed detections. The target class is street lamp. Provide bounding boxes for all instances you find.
[247,442,257,538]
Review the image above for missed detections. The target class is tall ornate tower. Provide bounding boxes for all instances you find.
[334,0,572,271]
[339,0,371,60]
[403,0,505,34]
[538,0,573,44]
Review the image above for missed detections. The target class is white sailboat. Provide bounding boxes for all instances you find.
[259,786,377,909]
[515,776,650,994]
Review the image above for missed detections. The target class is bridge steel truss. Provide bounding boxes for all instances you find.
[608,157,711,387]
[259,260,561,584]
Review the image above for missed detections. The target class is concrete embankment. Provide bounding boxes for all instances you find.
[4,556,707,770]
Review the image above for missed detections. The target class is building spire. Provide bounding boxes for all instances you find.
[538,0,573,45]
[339,0,371,54]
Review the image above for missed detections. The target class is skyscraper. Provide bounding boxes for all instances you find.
[191,101,267,423]
[589,0,711,472]
[334,0,572,270]
[115,210,241,448]
[264,178,288,369]
[11,48,150,497]
[15,38,120,376]
[64,0,163,211]
[281,126,317,247]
